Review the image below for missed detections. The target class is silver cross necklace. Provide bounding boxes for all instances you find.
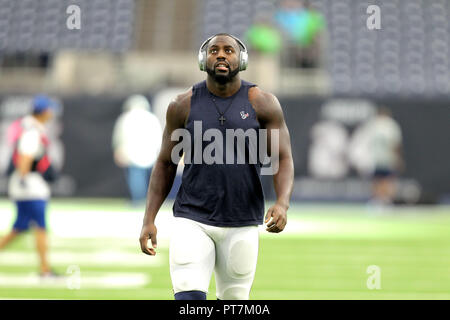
[209,91,239,126]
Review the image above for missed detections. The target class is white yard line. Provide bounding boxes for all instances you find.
[0,272,150,289]
[0,208,307,239]
[2,206,446,240]
[0,251,164,267]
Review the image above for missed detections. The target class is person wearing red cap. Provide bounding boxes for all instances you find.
[0,95,58,277]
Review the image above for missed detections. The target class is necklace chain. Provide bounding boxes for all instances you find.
[209,91,239,125]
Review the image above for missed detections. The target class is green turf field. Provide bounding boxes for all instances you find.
[0,198,449,300]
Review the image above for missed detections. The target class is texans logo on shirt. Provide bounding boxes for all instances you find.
[240,111,249,119]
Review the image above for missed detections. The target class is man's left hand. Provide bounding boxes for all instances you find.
[264,203,287,233]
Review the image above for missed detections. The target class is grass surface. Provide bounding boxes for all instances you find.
[0,198,449,300]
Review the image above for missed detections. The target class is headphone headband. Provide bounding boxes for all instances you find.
[199,34,247,53]
[198,33,248,71]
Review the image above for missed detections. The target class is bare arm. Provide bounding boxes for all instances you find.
[16,130,39,179]
[139,91,191,255]
[250,87,295,233]
[17,153,34,178]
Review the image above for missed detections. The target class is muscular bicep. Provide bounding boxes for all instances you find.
[270,119,292,160]
[259,94,292,159]
[156,100,187,166]
[157,126,179,166]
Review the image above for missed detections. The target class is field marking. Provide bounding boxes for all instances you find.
[0,298,57,300]
[1,204,450,240]
[0,208,439,240]
[0,251,165,267]
[48,237,171,250]
[0,298,65,300]
[0,272,150,289]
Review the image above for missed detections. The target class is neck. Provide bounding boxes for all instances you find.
[206,75,241,98]
[32,114,46,124]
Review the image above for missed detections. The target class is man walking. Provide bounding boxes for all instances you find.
[0,95,58,277]
[139,34,294,300]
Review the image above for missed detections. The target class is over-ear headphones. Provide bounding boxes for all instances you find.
[198,33,248,72]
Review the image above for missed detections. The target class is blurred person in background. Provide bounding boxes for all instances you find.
[0,95,59,277]
[245,14,282,55]
[112,95,163,207]
[367,107,404,206]
[275,0,325,68]
[244,13,282,95]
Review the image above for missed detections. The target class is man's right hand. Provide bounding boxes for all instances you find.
[139,223,158,256]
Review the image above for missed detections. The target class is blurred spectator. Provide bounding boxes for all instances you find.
[366,107,404,206]
[245,15,282,55]
[112,95,162,207]
[275,0,325,68]
[0,95,59,277]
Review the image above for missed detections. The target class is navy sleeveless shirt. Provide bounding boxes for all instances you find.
[173,80,265,227]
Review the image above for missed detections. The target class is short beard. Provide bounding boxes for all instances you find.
[206,66,240,85]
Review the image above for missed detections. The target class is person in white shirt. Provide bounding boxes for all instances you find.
[112,95,163,206]
[367,107,404,205]
[0,95,58,277]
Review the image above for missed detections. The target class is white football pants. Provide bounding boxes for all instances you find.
[169,217,259,300]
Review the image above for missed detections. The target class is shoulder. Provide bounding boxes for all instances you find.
[168,88,192,113]
[20,117,41,140]
[166,88,193,128]
[379,116,400,130]
[20,128,40,141]
[387,117,400,128]
[386,118,402,137]
[248,86,278,105]
[18,129,41,154]
[21,115,35,129]
[248,86,283,124]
